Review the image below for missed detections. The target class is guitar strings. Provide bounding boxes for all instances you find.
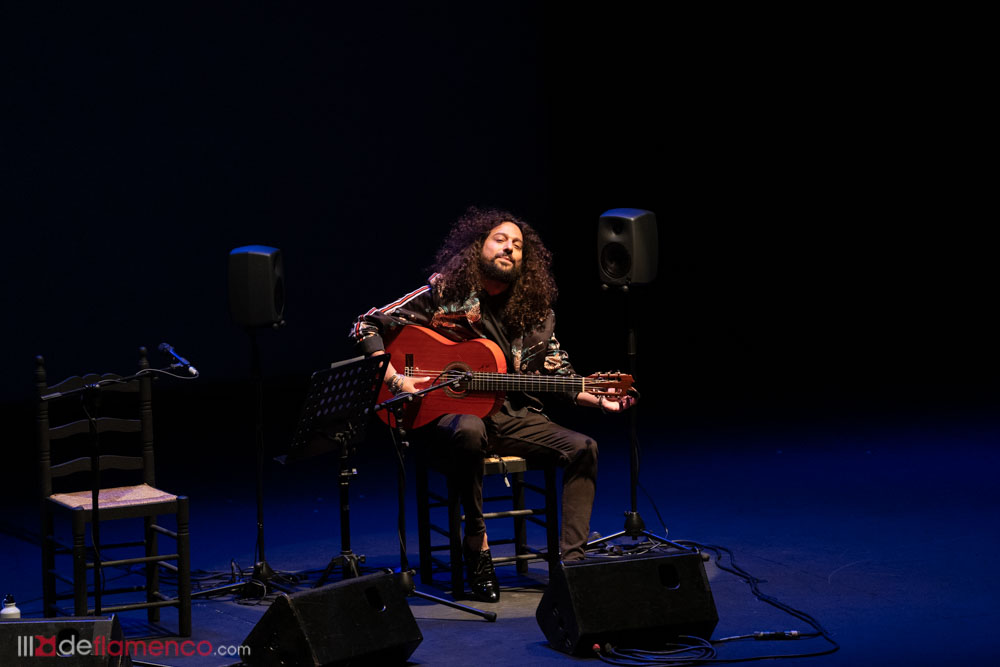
[400,369,594,386]
[393,369,626,395]
[397,368,625,383]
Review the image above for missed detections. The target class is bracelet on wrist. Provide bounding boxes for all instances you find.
[387,373,406,394]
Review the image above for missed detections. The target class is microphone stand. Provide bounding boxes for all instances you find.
[376,379,497,622]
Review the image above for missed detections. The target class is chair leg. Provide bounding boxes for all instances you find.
[545,466,559,566]
[415,458,433,584]
[145,516,160,624]
[41,510,56,617]
[72,510,88,617]
[512,471,528,574]
[446,475,464,597]
[177,497,192,638]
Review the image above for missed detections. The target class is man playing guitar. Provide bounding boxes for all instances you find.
[350,207,636,603]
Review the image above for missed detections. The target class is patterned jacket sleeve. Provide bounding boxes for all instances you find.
[543,331,576,377]
[348,277,439,355]
[527,311,579,403]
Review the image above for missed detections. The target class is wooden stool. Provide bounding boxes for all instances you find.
[415,455,559,596]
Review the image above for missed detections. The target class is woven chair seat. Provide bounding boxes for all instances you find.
[49,483,178,511]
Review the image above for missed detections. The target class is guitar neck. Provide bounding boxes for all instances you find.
[466,372,583,394]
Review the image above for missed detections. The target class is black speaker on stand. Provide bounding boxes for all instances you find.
[593,209,681,548]
[199,245,294,598]
[597,207,658,287]
[569,210,719,654]
[229,245,286,329]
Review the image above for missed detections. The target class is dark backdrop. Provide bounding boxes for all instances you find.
[2,5,993,436]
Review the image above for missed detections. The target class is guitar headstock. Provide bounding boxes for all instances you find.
[584,372,635,400]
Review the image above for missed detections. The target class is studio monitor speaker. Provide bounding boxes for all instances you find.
[597,208,658,286]
[229,245,285,328]
[243,572,422,667]
[0,615,131,665]
[536,551,718,656]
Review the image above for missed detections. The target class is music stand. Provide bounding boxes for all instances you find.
[281,354,390,586]
[280,354,495,620]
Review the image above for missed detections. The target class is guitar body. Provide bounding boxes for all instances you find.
[378,325,508,429]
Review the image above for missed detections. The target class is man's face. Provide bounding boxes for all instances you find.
[480,221,524,283]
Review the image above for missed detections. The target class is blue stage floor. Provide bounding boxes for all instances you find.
[2,395,997,666]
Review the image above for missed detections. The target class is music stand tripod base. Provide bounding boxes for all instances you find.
[283,355,390,587]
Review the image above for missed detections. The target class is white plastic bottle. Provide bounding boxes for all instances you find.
[1,594,20,620]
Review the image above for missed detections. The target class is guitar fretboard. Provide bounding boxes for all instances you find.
[466,372,585,394]
[407,368,614,395]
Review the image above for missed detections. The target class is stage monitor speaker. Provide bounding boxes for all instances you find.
[243,571,422,667]
[0,615,131,665]
[229,245,285,329]
[536,550,718,656]
[597,208,658,286]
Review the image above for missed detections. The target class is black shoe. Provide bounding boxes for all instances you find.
[463,545,500,603]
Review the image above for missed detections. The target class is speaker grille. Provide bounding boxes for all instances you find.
[597,209,658,286]
[600,242,632,279]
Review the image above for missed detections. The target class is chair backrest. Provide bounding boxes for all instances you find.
[36,348,156,497]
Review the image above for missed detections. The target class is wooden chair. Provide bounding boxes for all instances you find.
[36,348,191,636]
[415,454,559,597]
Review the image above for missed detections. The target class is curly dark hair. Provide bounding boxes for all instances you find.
[430,207,557,336]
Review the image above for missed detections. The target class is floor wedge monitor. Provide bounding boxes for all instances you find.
[536,549,718,656]
[243,571,422,666]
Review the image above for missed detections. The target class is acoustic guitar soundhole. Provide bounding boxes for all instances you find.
[440,362,472,398]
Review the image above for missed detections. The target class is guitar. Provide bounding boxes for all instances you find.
[377,325,634,428]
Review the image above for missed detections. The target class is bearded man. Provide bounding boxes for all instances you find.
[350,207,635,602]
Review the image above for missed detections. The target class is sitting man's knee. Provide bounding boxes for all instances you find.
[570,436,598,469]
[447,414,488,452]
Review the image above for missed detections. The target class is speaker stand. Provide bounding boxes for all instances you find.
[588,286,690,553]
[246,328,298,594]
[195,330,297,599]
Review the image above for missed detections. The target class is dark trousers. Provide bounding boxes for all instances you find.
[419,409,598,561]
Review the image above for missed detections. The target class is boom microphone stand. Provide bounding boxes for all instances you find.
[377,375,497,622]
